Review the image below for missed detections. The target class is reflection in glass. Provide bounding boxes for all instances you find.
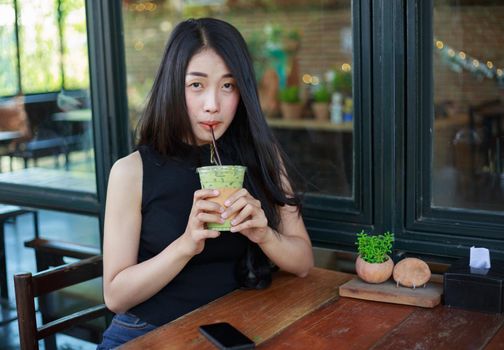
[37,209,100,247]
[432,0,504,211]
[0,0,95,194]
[123,0,354,197]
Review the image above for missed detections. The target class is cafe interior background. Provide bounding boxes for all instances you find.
[0,0,502,348]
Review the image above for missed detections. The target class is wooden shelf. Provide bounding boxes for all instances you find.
[267,118,353,132]
[267,115,469,132]
[434,114,469,130]
[266,115,468,131]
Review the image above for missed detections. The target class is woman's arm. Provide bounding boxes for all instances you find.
[222,172,314,277]
[103,152,223,313]
[256,201,314,277]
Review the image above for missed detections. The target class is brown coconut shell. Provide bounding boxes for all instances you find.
[393,258,431,288]
[355,255,394,284]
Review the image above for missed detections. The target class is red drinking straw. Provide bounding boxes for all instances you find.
[210,127,222,166]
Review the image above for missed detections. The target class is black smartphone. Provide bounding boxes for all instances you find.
[199,322,255,350]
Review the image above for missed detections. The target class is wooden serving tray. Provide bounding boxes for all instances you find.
[339,278,443,308]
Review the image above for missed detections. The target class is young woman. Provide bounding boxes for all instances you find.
[98,18,313,349]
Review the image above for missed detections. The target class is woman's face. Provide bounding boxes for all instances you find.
[185,48,240,145]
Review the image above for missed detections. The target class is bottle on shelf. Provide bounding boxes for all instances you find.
[330,92,343,124]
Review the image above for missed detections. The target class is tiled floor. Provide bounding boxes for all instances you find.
[1,209,100,350]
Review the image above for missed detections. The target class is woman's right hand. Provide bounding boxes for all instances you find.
[180,189,224,256]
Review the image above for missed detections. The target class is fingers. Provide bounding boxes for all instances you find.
[195,198,224,214]
[196,212,225,225]
[222,190,260,219]
[221,197,268,234]
[194,189,221,201]
[189,189,224,225]
[227,201,254,226]
[184,189,224,256]
[185,229,221,255]
[193,229,221,240]
[188,207,223,229]
[230,217,268,233]
[223,188,253,207]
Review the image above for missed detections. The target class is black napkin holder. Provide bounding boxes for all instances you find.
[444,258,504,313]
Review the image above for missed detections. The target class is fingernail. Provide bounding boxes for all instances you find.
[231,219,236,225]
[219,207,225,213]
[221,212,228,219]
[213,190,219,195]
[224,200,231,206]
[230,227,237,232]
[219,218,225,223]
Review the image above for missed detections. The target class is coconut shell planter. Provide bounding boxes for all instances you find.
[355,231,395,284]
[355,255,394,284]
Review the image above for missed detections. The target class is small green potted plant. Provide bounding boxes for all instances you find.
[279,85,303,120]
[332,71,352,96]
[312,85,331,121]
[355,231,395,283]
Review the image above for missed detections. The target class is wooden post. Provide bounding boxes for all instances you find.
[14,272,38,350]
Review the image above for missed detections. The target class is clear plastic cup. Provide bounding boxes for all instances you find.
[196,165,246,231]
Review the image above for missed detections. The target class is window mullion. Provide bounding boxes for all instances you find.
[13,0,21,93]
[57,0,65,89]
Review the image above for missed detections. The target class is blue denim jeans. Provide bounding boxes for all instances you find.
[97,312,157,349]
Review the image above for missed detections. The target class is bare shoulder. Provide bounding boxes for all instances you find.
[108,151,142,186]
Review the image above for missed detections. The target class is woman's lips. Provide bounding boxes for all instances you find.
[200,121,221,130]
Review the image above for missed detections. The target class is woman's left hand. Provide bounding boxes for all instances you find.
[221,188,272,244]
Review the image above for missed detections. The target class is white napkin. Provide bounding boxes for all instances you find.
[470,246,491,270]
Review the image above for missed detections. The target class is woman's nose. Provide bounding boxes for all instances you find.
[203,90,219,113]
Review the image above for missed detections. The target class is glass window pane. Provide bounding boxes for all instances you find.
[432,0,504,212]
[122,0,354,198]
[37,209,100,247]
[61,0,89,90]
[0,0,96,195]
[0,0,18,96]
[18,0,62,93]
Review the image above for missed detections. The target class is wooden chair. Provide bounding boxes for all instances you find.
[8,128,70,170]
[14,255,110,350]
[23,234,103,349]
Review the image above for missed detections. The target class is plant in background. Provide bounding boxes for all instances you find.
[279,86,300,103]
[246,30,268,82]
[356,231,394,263]
[313,85,331,103]
[332,71,352,96]
[311,84,331,121]
[279,85,303,119]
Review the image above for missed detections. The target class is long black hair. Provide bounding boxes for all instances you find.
[137,18,302,288]
[139,18,300,230]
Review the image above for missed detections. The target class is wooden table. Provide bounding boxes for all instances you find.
[267,118,353,132]
[52,109,92,123]
[120,268,504,349]
[0,167,96,194]
[52,109,94,153]
[0,131,22,145]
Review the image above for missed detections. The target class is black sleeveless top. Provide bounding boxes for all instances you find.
[130,144,249,326]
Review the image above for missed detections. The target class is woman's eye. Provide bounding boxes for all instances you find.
[190,82,202,88]
[223,83,235,91]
